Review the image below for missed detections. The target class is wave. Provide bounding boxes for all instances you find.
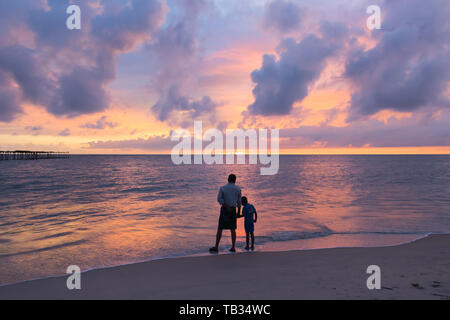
[252,228,430,244]
[0,239,87,259]
[255,227,334,243]
[34,231,74,241]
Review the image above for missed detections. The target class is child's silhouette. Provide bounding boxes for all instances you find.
[238,196,258,250]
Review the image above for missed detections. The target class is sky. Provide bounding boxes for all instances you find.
[0,0,449,154]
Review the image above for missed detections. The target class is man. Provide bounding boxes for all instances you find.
[209,174,242,253]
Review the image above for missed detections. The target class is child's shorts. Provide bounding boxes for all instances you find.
[244,222,254,233]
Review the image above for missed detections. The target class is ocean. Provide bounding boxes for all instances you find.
[1,155,449,285]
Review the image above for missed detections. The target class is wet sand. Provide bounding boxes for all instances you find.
[0,234,449,299]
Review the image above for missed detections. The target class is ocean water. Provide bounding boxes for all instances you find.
[1,155,450,285]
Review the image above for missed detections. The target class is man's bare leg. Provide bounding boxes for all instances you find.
[214,229,223,249]
[230,229,236,251]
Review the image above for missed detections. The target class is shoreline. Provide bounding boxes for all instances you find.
[0,231,432,288]
[1,233,449,299]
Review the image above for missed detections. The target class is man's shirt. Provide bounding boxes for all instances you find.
[217,183,242,208]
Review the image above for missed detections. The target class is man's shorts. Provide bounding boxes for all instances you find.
[218,206,237,230]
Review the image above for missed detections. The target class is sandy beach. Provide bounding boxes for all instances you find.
[0,234,449,300]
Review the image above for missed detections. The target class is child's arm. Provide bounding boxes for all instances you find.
[237,208,244,218]
[254,209,257,223]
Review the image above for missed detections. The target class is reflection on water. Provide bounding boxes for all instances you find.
[1,155,450,284]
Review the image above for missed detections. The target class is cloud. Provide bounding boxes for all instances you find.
[49,0,164,117]
[87,135,173,150]
[0,45,54,115]
[149,0,220,126]
[50,67,110,117]
[59,128,71,136]
[27,0,88,48]
[152,85,219,125]
[24,125,43,136]
[91,0,163,52]
[247,31,343,116]
[80,116,118,129]
[345,0,450,121]
[281,112,450,148]
[0,70,22,122]
[263,0,303,33]
[0,0,165,121]
[25,125,43,131]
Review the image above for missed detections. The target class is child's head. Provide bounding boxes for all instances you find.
[241,196,248,205]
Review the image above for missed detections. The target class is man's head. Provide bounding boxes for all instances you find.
[241,196,248,205]
[228,174,236,183]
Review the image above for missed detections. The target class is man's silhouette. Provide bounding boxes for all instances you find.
[209,174,242,253]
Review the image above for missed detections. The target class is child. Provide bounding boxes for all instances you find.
[239,196,257,251]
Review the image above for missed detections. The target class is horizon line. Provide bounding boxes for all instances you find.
[66,153,450,156]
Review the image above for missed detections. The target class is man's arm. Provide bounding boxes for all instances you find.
[254,208,257,223]
[218,187,231,211]
[217,187,224,205]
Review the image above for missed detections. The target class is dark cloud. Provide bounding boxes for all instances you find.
[0,45,53,107]
[80,116,118,129]
[51,0,164,117]
[28,0,88,48]
[92,0,164,52]
[247,33,342,116]
[0,0,165,122]
[345,0,450,121]
[152,85,219,123]
[50,67,110,117]
[0,71,22,122]
[263,0,303,33]
[149,0,220,126]
[0,0,40,46]
[0,0,221,125]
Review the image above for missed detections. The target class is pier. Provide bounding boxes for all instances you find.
[0,151,69,161]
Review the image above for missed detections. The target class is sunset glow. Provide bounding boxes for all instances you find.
[1,0,449,155]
